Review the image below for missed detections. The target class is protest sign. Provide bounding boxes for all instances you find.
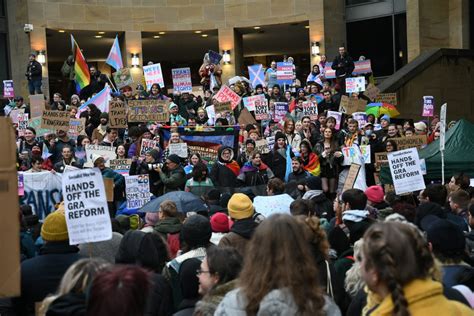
[343,163,361,192]
[342,145,371,165]
[18,173,24,196]
[208,50,222,64]
[255,139,270,154]
[68,118,85,139]
[352,112,367,127]
[345,76,366,93]
[112,67,133,89]
[63,168,112,245]
[109,159,132,175]
[243,94,266,112]
[254,99,270,120]
[143,63,164,90]
[391,135,427,150]
[422,96,434,117]
[3,80,14,98]
[126,175,151,209]
[273,102,288,122]
[29,94,45,118]
[109,100,127,128]
[375,93,397,105]
[388,148,426,195]
[338,95,350,113]
[206,106,215,125]
[171,68,192,93]
[302,101,318,120]
[169,143,188,158]
[214,85,242,110]
[20,171,63,219]
[375,152,388,171]
[214,101,232,116]
[17,113,29,137]
[140,139,158,156]
[28,117,54,137]
[41,110,70,131]
[253,194,293,217]
[84,144,117,168]
[128,99,169,122]
[327,111,342,130]
[9,108,24,124]
[346,98,367,115]
[276,62,294,85]
[248,64,265,87]
[267,136,275,152]
[363,83,380,101]
[103,178,114,202]
[440,103,447,151]
[238,108,257,126]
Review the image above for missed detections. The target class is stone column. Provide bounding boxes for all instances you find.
[449,0,470,49]
[124,31,144,90]
[218,28,243,85]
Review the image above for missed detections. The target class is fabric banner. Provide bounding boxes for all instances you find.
[125,175,151,209]
[248,64,265,88]
[324,60,372,79]
[143,63,164,90]
[171,68,192,93]
[20,171,63,220]
[3,80,14,98]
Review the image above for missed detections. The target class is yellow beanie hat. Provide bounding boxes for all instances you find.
[227,193,254,220]
[41,210,69,242]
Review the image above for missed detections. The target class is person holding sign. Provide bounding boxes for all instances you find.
[130,148,162,197]
[92,155,125,213]
[199,53,222,91]
[331,46,354,93]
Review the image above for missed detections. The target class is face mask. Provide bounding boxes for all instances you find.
[365,130,373,136]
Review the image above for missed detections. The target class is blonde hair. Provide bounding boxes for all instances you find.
[344,239,364,296]
[159,200,179,218]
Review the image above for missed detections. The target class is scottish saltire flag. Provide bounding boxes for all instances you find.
[106,35,123,71]
[71,35,90,90]
[248,64,265,88]
[76,84,112,118]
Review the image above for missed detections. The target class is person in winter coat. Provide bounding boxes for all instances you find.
[302,176,334,220]
[218,193,260,257]
[360,221,472,315]
[53,145,82,173]
[210,146,240,188]
[13,210,82,315]
[153,200,182,259]
[154,154,186,195]
[237,152,275,187]
[174,258,202,316]
[93,155,125,211]
[194,247,243,316]
[129,148,162,196]
[25,53,42,94]
[91,112,109,144]
[264,131,294,181]
[331,47,354,92]
[215,214,341,315]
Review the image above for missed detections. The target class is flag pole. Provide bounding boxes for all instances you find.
[106,75,118,93]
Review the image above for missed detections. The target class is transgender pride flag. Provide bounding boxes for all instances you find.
[106,35,123,71]
[76,84,112,118]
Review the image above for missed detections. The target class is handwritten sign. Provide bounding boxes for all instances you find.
[143,63,164,90]
[375,152,388,172]
[346,98,367,114]
[302,101,318,120]
[126,175,151,209]
[140,139,159,157]
[84,145,117,168]
[214,101,232,115]
[342,145,371,165]
[109,159,132,175]
[255,139,270,154]
[343,163,361,192]
[171,67,192,93]
[112,67,133,89]
[109,100,127,128]
[41,110,70,131]
[375,93,398,105]
[339,95,350,113]
[363,83,380,101]
[391,135,427,150]
[255,99,270,120]
[68,118,85,139]
[243,94,266,112]
[128,100,169,122]
[346,76,366,93]
[169,143,188,158]
[214,85,242,110]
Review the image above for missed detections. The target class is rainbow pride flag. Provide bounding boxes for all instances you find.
[303,152,321,176]
[72,36,90,90]
[106,35,123,71]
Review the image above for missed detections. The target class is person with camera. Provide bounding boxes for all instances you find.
[154,154,186,195]
[25,53,42,95]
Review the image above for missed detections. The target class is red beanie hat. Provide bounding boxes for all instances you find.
[210,213,230,233]
[365,185,384,204]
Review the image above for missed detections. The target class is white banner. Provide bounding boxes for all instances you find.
[63,168,112,245]
[388,148,426,195]
[125,175,150,209]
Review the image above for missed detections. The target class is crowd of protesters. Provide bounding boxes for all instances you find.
[1,46,474,315]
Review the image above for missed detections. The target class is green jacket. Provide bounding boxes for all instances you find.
[158,166,186,194]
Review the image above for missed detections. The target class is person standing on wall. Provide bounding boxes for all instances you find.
[331,46,354,94]
[25,53,42,95]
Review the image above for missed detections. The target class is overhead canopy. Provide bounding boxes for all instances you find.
[419,119,474,179]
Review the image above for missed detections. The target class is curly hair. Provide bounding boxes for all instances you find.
[362,222,434,316]
[294,215,330,260]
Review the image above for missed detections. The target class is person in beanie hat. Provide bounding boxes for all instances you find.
[237,138,256,167]
[218,193,259,257]
[365,185,388,210]
[210,212,231,245]
[13,210,81,315]
[153,153,186,195]
[301,176,334,219]
[169,102,187,126]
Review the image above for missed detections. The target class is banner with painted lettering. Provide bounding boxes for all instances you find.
[276,62,294,85]
[84,144,117,168]
[128,100,170,123]
[28,117,55,137]
[18,173,24,196]
[109,100,127,128]
[302,101,318,120]
[140,139,159,157]
[345,76,366,93]
[3,80,14,98]
[63,168,112,245]
[327,111,342,130]
[125,175,151,209]
[143,63,165,90]
[20,171,63,220]
[109,159,132,175]
[388,148,426,195]
[169,143,188,158]
[274,102,288,122]
[162,128,239,164]
[391,135,427,150]
[172,68,192,93]
[324,60,372,79]
[41,110,70,131]
[112,67,133,89]
[213,85,241,110]
[254,99,270,120]
[342,145,371,165]
[422,96,434,117]
[243,94,266,112]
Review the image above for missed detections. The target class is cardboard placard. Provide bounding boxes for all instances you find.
[28,117,55,137]
[343,163,361,192]
[140,139,159,157]
[339,95,350,113]
[128,100,169,123]
[375,152,388,172]
[125,175,151,209]
[68,118,86,139]
[255,139,270,154]
[62,168,112,245]
[103,178,114,202]
[214,101,232,115]
[363,83,380,101]
[302,101,318,120]
[40,110,70,131]
[391,135,427,150]
[0,118,20,297]
[346,98,367,115]
[375,93,398,105]
[214,85,242,110]
[388,148,425,195]
[238,108,257,126]
[112,67,134,89]
[169,143,188,158]
[109,100,127,128]
[29,94,45,119]
[254,99,270,120]
[9,108,24,124]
